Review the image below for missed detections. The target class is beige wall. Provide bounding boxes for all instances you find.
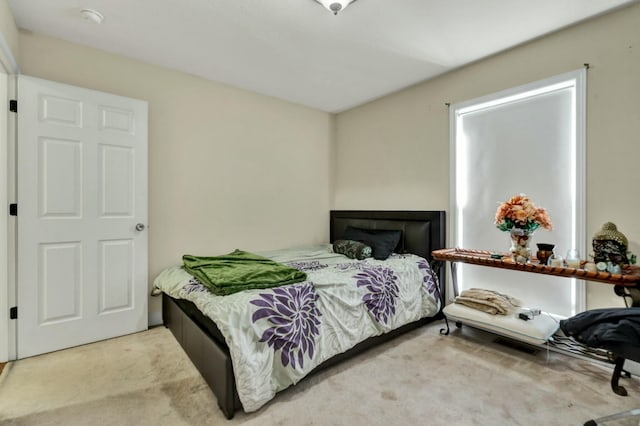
[18,32,332,324]
[10,3,640,323]
[0,0,18,67]
[334,3,640,309]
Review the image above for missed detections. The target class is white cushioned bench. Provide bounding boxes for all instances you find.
[443,302,561,346]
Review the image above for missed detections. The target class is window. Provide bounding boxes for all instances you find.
[450,69,586,317]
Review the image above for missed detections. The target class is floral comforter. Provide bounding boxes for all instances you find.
[153,245,441,412]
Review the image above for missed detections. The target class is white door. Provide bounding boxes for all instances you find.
[17,75,148,358]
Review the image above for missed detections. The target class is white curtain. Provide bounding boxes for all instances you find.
[451,70,586,318]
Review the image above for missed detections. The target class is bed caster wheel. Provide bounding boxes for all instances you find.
[455,321,463,328]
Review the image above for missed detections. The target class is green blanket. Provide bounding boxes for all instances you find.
[182,250,307,296]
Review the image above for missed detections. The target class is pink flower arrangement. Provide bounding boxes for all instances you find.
[495,194,552,232]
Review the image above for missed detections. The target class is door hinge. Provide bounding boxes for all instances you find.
[9,99,17,113]
[9,203,17,216]
[9,307,17,319]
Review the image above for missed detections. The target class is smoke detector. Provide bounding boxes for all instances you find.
[80,8,104,24]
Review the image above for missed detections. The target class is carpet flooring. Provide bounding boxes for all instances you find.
[0,323,638,426]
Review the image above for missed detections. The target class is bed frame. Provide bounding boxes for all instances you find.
[163,210,446,419]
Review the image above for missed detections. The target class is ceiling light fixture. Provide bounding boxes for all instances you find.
[80,8,104,24]
[314,0,357,15]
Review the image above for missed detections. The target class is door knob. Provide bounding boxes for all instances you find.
[135,223,145,232]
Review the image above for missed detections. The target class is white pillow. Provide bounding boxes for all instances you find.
[443,302,561,346]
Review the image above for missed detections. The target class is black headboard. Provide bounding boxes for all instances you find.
[330,210,446,289]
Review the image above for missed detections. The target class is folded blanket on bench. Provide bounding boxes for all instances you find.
[183,250,307,296]
[454,288,521,315]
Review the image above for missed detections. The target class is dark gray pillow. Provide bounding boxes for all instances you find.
[333,240,373,260]
[342,227,402,260]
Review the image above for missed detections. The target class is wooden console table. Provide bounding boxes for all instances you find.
[432,248,640,307]
[432,248,640,399]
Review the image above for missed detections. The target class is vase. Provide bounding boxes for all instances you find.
[510,228,533,263]
[536,243,555,265]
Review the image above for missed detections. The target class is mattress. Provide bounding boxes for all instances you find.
[154,244,441,412]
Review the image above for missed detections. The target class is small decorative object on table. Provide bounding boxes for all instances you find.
[495,194,553,263]
[592,222,637,269]
[536,243,555,265]
[565,249,581,269]
[548,252,564,267]
[584,262,597,273]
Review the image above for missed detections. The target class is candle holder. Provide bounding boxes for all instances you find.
[566,249,581,269]
[548,253,564,267]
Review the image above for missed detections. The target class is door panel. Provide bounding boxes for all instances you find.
[39,95,83,127]
[98,239,134,313]
[39,137,82,217]
[99,145,133,217]
[38,242,82,324]
[18,75,148,358]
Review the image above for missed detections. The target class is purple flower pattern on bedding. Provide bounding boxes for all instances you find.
[250,282,322,369]
[286,261,328,272]
[354,266,399,324]
[417,259,440,300]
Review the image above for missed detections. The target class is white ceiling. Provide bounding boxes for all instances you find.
[7,0,639,112]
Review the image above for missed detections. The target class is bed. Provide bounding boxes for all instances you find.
[156,210,446,419]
